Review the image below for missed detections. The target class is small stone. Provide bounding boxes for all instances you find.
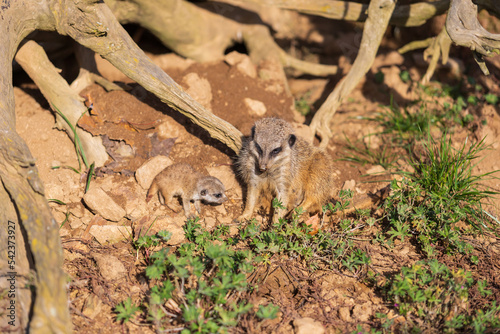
[365,165,386,175]
[135,155,173,189]
[224,52,257,78]
[183,72,212,110]
[203,217,217,229]
[89,225,132,244]
[353,303,372,322]
[45,183,65,200]
[93,253,127,280]
[148,215,187,246]
[244,98,267,117]
[293,317,325,334]
[81,294,103,319]
[342,180,356,191]
[338,307,352,322]
[83,188,126,222]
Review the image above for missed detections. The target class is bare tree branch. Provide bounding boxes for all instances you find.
[447,0,500,75]
[309,0,397,147]
[15,41,109,167]
[399,27,452,84]
[227,0,449,27]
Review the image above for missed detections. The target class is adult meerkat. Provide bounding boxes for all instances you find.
[146,163,228,218]
[237,117,337,221]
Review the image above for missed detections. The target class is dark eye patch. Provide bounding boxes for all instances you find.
[255,143,263,155]
[214,193,222,198]
[201,190,207,196]
[270,147,282,156]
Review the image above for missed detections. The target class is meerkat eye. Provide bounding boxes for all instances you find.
[201,190,207,196]
[270,147,282,156]
[254,143,263,155]
[214,193,222,198]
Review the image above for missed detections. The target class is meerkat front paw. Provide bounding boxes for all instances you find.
[235,211,253,222]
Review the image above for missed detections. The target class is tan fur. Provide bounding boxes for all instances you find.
[237,118,337,221]
[146,163,227,218]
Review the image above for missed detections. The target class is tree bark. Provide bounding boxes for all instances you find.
[1,0,72,332]
[446,0,500,75]
[309,0,397,146]
[228,0,449,27]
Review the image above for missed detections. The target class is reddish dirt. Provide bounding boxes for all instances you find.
[12,11,500,334]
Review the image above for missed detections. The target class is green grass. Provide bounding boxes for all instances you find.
[384,134,499,256]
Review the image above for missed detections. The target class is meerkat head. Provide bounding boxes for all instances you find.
[250,118,296,172]
[196,176,228,205]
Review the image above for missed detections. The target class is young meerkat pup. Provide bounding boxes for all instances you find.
[237,117,337,221]
[146,163,228,218]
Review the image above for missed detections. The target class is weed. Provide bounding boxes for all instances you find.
[256,304,279,320]
[295,91,312,116]
[384,259,500,333]
[384,134,498,256]
[485,93,498,105]
[239,191,372,275]
[51,104,89,170]
[115,297,140,323]
[127,219,268,333]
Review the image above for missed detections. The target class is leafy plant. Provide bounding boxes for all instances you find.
[115,297,140,324]
[385,260,500,333]
[127,222,266,333]
[239,192,372,275]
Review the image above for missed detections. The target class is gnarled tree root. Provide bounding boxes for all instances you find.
[309,0,396,147]
[15,41,109,168]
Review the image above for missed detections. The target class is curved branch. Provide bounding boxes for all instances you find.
[310,0,397,147]
[105,0,337,76]
[228,0,450,27]
[446,0,500,74]
[52,0,244,153]
[15,41,109,167]
[399,28,452,84]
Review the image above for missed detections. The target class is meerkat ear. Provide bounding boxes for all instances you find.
[288,134,296,147]
[201,189,207,196]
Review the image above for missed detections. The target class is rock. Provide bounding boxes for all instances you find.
[206,165,238,191]
[81,294,103,319]
[157,121,186,142]
[244,98,267,117]
[259,58,286,94]
[149,53,195,71]
[224,51,257,78]
[365,165,386,175]
[338,307,352,322]
[183,72,212,110]
[214,203,227,216]
[293,317,325,334]
[353,303,372,322]
[45,183,65,201]
[110,182,149,221]
[135,155,173,189]
[93,253,127,281]
[203,217,217,229]
[147,214,187,246]
[342,180,356,191]
[83,187,126,222]
[89,225,132,244]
